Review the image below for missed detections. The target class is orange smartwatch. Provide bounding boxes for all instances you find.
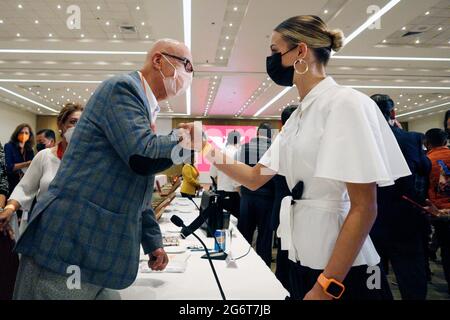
[317,273,345,299]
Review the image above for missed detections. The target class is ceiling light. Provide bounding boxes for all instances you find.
[57,4,61,9]
[214,76,218,79]
[438,95,442,98]
[229,23,233,27]
[233,7,238,11]
[96,6,101,10]
[219,56,224,60]
[113,34,117,38]
[401,26,406,30]
[222,47,226,50]
[415,39,420,44]
[18,4,23,9]
[332,55,450,62]
[141,22,145,26]
[35,20,39,24]
[136,6,140,10]
[398,101,450,118]
[145,35,149,39]
[438,27,443,31]
[425,11,430,15]
[105,21,110,26]
[382,39,386,43]
[0,86,58,112]
[324,9,328,14]
[48,33,53,37]
[80,34,85,38]
[225,36,229,40]
[0,20,3,24]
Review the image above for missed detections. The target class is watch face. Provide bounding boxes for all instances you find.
[327,281,344,297]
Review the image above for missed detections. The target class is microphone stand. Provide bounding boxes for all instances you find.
[171,215,226,300]
[187,196,227,260]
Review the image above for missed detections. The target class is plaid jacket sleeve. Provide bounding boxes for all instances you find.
[141,208,163,254]
[101,78,179,175]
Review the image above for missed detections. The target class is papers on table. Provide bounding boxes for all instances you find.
[139,252,191,273]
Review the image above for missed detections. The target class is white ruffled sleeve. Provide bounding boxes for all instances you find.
[314,90,411,186]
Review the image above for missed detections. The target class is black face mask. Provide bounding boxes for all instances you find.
[36,143,46,152]
[266,47,296,87]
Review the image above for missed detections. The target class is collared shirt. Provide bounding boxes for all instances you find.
[137,71,160,124]
[259,76,411,269]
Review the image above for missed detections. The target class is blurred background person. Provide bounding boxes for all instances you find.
[4,124,35,198]
[444,110,449,142]
[181,152,201,198]
[425,128,450,295]
[237,122,275,267]
[35,129,56,152]
[210,130,241,218]
[0,141,17,300]
[272,105,297,295]
[0,103,83,234]
[370,94,431,300]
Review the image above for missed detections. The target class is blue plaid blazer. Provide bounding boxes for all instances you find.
[15,71,183,289]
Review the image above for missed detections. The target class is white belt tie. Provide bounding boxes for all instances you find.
[277,197,351,263]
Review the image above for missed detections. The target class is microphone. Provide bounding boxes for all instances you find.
[170,215,226,300]
[183,196,228,261]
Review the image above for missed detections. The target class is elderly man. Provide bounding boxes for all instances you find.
[12,39,194,299]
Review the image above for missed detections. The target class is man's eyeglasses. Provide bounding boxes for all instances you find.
[161,52,194,73]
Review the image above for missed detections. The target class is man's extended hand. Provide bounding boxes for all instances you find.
[148,248,169,271]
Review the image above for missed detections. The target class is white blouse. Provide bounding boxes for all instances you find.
[10,148,60,212]
[259,76,411,269]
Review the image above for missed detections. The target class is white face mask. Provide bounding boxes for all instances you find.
[160,55,192,98]
[64,127,75,144]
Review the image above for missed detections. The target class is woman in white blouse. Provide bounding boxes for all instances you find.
[195,16,411,300]
[0,103,83,236]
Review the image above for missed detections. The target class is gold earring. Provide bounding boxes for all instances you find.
[294,59,308,75]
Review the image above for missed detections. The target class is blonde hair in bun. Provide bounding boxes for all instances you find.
[274,15,346,65]
[328,29,345,52]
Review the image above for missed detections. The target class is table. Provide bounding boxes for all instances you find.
[118,196,289,300]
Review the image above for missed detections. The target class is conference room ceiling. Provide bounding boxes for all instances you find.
[0,0,448,122]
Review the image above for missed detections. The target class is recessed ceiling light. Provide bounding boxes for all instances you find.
[419,95,423,98]
[48,88,51,91]
[85,88,89,91]
[233,7,238,11]
[113,34,117,38]
[214,76,218,79]
[324,9,328,14]
[35,20,39,24]
[141,22,145,26]
[396,102,400,105]
[96,6,101,10]
[145,35,149,39]
[225,36,229,40]
[16,33,20,37]
[136,6,140,10]
[222,47,226,50]
[18,4,23,9]
[399,94,403,97]
[382,39,386,43]
[401,26,406,30]
[415,39,420,44]
[229,23,233,27]
[105,21,110,26]
[438,95,442,98]
[36,91,40,94]
[425,11,430,15]
[50,98,53,101]
[438,27,443,31]
[219,56,224,60]
[0,20,3,24]
[57,5,61,9]
[80,34,85,38]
